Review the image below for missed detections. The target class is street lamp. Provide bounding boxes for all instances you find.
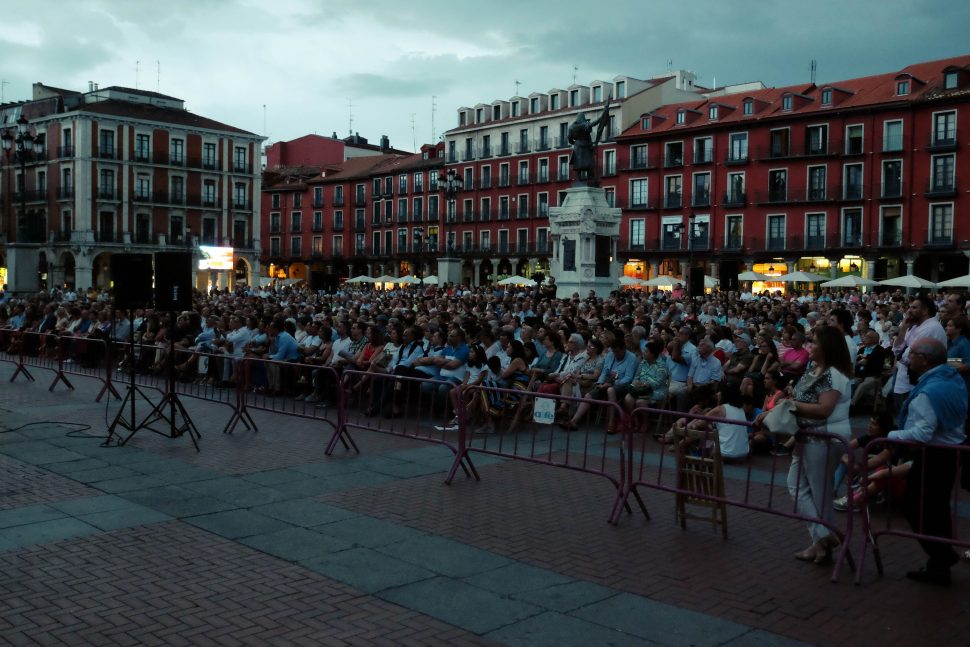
[686,213,697,297]
[437,168,463,255]
[1,115,45,243]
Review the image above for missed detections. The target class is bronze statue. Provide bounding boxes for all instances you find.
[568,94,612,183]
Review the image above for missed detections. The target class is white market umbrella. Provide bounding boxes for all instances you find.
[820,275,879,288]
[497,275,537,286]
[737,270,771,282]
[282,278,304,285]
[935,274,970,288]
[878,275,937,289]
[774,271,830,283]
[345,275,375,284]
[642,275,682,287]
[619,276,644,287]
[703,275,719,288]
[396,275,422,284]
[421,275,439,284]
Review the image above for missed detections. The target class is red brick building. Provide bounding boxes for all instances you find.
[613,55,970,289]
[261,141,444,291]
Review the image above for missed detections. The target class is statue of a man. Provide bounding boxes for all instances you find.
[568,95,612,183]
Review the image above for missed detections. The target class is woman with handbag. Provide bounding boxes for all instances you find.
[787,325,853,565]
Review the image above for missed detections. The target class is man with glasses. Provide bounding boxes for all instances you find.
[892,296,947,418]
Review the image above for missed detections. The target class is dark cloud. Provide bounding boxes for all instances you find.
[335,72,454,98]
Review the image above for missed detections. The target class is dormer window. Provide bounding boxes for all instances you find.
[476,108,484,122]
[676,110,686,125]
[550,94,560,110]
[944,71,958,89]
[493,105,501,120]
[569,89,579,106]
[896,80,909,96]
[641,117,651,130]
[821,88,833,105]
[459,111,466,126]
[511,101,520,117]
[743,99,753,116]
[782,95,793,111]
[616,80,626,98]
[530,97,539,113]
[708,105,718,120]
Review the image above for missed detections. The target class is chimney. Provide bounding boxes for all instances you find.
[380,135,390,152]
[88,81,94,92]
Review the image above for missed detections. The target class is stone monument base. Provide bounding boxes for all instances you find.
[5,244,42,296]
[548,185,622,300]
[436,256,462,287]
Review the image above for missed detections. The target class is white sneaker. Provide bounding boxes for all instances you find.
[434,424,460,432]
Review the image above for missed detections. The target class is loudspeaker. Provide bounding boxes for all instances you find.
[720,260,740,293]
[111,254,154,309]
[154,252,193,311]
[689,267,705,297]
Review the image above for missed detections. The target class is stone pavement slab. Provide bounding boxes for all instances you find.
[250,498,360,526]
[377,534,514,577]
[185,509,293,539]
[511,580,617,613]
[0,516,101,549]
[241,526,354,561]
[301,546,437,593]
[485,611,655,647]
[76,505,171,531]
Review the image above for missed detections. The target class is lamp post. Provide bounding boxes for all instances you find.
[686,212,697,297]
[1,115,45,244]
[435,168,464,286]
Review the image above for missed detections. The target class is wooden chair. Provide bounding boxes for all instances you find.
[673,426,728,540]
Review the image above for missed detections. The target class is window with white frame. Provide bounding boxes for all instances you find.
[806,213,825,247]
[630,178,648,208]
[845,124,864,155]
[728,132,748,161]
[930,203,953,242]
[602,149,616,175]
[767,215,786,248]
[933,111,956,145]
[931,155,955,192]
[629,219,645,248]
[693,137,712,164]
[806,124,828,154]
[882,160,902,197]
[725,215,742,248]
[842,208,862,246]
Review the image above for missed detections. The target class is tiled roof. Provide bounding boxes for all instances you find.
[76,99,258,136]
[619,54,970,139]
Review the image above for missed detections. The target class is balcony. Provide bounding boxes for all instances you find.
[15,189,48,202]
[663,193,682,209]
[841,232,864,248]
[623,243,646,254]
[201,197,219,208]
[844,140,865,156]
[806,187,828,202]
[661,235,681,251]
[269,225,281,234]
[693,150,713,165]
[805,234,827,250]
[537,139,551,152]
[134,150,151,163]
[354,221,366,233]
[479,178,492,189]
[480,208,493,221]
[97,188,118,200]
[691,190,711,208]
[93,230,124,244]
[927,132,958,152]
[169,155,184,167]
[628,198,654,211]
[462,212,474,223]
[516,173,533,186]
[804,141,837,157]
[233,199,253,210]
[169,191,185,205]
[536,173,550,184]
[132,192,152,203]
[663,155,683,169]
[626,156,655,171]
[98,147,117,159]
[427,210,439,222]
[312,198,324,208]
[461,150,476,162]
[515,142,530,154]
[766,236,787,251]
[558,170,570,181]
[725,152,749,165]
[56,145,74,158]
[133,232,159,245]
[498,145,511,156]
[839,183,864,201]
[766,187,789,204]
[414,183,425,194]
[925,179,957,197]
[880,182,903,199]
[332,197,345,207]
[723,190,746,207]
[925,231,954,248]
[480,146,493,159]
[601,166,617,178]
[233,162,254,174]
[880,230,902,247]
[397,185,408,196]
[355,195,367,206]
[515,208,531,220]
[723,235,743,251]
[57,186,74,200]
[498,210,511,221]
[202,159,219,171]
[498,176,511,188]
[690,235,710,251]
[312,221,324,232]
[332,221,344,232]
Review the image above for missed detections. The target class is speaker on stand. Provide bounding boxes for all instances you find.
[105,254,156,446]
[689,267,705,299]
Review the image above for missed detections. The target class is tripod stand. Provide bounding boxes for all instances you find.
[134,310,201,451]
[105,308,158,447]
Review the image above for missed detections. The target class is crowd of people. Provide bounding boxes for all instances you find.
[1,278,968,584]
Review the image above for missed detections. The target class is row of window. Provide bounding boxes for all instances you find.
[457,80,627,126]
[90,130,250,170]
[269,172,440,210]
[59,209,249,247]
[626,203,954,250]
[449,116,619,163]
[268,227,552,259]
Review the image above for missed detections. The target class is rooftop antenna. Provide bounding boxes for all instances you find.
[514,80,521,96]
[431,95,437,142]
[667,59,673,72]
[810,59,817,84]
[347,98,353,136]
[135,60,139,89]
[572,66,578,84]
[410,113,416,152]
[263,104,267,137]
[0,79,8,104]
[156,60,160,92]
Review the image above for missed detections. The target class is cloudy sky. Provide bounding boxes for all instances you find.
[1,0,967,151]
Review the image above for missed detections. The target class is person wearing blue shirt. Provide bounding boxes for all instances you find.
[687,337,723,404]
[666,327,697,410]
[420,328,470,409]
[944,316,970,394]
[560,338,637,434]
[888,339,967,586]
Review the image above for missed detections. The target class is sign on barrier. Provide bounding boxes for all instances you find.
[532,397,556,424]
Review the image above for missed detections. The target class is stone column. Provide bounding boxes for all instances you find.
[865,259,876,281]
[649,261,659,280]
[472,259,482,286]
[904,257,915,276]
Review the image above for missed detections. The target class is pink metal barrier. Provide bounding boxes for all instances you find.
[327,369,475,476]
[855,438,970,584]
[230,357,340,442]
[623,405,857,582]
[1,331,117,400]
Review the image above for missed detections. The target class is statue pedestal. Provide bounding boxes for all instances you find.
[548,186,622,299]
[436,256,462,287]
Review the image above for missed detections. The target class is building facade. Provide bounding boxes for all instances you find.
[261,142,446,291]
[438,70,724,285]
[0,83,264,294]
[613,55,970,289]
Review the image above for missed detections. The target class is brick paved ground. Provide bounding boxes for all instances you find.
[1,358,967,646]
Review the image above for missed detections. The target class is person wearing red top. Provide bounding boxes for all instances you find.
[780,330,809,380]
